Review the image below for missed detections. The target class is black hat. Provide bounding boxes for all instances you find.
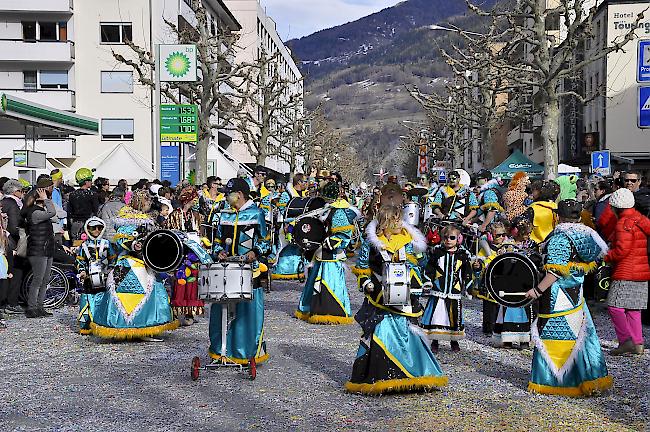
[449,170,460,179]
[36,176,53,188]
[219,177,250,196]
[555,199,582,220]
[476,169,492,180]
[254,165,267,175]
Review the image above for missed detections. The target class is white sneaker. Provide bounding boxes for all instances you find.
[140,336,164,342]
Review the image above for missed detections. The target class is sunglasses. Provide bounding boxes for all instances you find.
[88,226,102,231]
[624,178,639,183]
[449,176,460,180]
[494,233,506,238]
[444,235,457,240]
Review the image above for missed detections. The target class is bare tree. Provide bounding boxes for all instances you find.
[112,0,256,184]
[460,0,646,178]
[230,48,304,166]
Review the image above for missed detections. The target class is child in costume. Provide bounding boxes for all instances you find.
[76,217,116,335]
[524,200,612,396]
[90,191,178,341]
[209,178,270,365]
[473,222,515,338]
[421,225,473,352]
[346,205,447,394]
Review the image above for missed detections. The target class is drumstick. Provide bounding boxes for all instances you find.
[498,291,528,297]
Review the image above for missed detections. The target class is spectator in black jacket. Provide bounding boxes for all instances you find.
[21,179,57,318]
[0,180,26,316]
[67,168,99,240]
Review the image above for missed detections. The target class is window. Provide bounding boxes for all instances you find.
[101,71,133,93]
[23,71,37,90]
[39,22,57,41]
[101,119,134,140]
[40,71,68,89]
[22,21,36,40]
[100,23,132,44]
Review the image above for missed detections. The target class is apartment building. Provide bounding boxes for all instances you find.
[0,0,300,183]
[558,0,650,172]
[222,0,304,175]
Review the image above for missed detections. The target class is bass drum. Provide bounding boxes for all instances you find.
[485,252,541,308]
[141,229,214,273]
[284,197,326,220]
[293,217,327,253]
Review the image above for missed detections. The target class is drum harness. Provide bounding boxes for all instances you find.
[81,241,107,288]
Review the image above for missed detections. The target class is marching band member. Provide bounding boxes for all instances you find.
[295,174,355,325]
[345,205,447,395]
[76,217,117,335]
[209,178,270,365]
[421,225,473,352]
[473,222,514,338]
[90,190,178,341]
[431,170,478,224]
[271,174,309,280]
[524,200,612,396]
[474,169,504,232]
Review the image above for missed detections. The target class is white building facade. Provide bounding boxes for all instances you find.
[0,0,301,184]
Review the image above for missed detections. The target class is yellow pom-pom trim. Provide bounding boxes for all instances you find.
[344,376,448,395]
[528,375,613,397]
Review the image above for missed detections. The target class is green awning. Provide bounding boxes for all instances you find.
[492,150,544,180]
[0,93,98,135]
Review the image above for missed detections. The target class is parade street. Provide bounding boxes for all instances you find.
[1,270,647,432]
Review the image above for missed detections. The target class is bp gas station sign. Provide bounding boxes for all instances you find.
[159,44,197,82]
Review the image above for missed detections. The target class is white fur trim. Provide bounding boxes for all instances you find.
[403,223,428,252]
[364,220,384,251]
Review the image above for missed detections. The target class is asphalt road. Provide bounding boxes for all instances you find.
[1,269,648,432]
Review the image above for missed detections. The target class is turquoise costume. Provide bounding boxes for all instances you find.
[476,179,504,223]
[90,210,178,339]
[272,183,306,280]
[346,220,447,394]
[529,223,612,396]
[295,199,355,325]
[76,217,117,335]
[208,200,270,365]
[431,185,478,221]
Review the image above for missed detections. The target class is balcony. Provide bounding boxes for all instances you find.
[0,89,75,111]
[0,0,72,13]
[0,39,74,63]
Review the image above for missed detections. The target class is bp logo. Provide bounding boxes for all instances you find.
[165,52,191,78]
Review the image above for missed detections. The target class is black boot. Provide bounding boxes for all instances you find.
[430,340,439,353]
[25,309,40,318]
[37,307,53,317]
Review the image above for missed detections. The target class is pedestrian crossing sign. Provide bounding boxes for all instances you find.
[639,86,650,129]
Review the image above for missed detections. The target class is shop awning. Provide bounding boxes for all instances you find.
[0,93,98,136]
[492,150,544,180]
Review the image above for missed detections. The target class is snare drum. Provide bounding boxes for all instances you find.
[84,261,106,294]
[402,201,421,226]
[198,262,254,303]
[382,262,410,306]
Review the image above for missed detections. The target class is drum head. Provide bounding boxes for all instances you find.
[142,230,185,272]
[485,252,538,308]
[293,217,326,252]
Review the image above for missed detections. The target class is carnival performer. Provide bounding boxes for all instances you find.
[421,225,473,352]
[473,222,515,338]
[209,178,270,365]
[502,171,530,224]
[76,217,116,335]
[524,199,612,396]
[475,169,504,232]
[295,175,355,325]
[164,186,205,326]
[259,178,280,260]
[199,176,225,242]
[90,190,178,341]
[431,170,478,224]
[524,180,561,244]
[345,205,447,394]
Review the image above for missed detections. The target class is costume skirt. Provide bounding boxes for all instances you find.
[496,305,532,344]
[271,244,306,280]
[295,260,353,325]
[209,286,268,365]
[420,295,464,341]
[345,310,447,395]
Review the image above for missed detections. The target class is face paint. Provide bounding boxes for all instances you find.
[227,192,239,205]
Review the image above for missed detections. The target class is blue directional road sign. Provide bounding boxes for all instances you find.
[591,150,611,176]
[640,86,650,129]
[638,40,650,82]
[438,170,447,183]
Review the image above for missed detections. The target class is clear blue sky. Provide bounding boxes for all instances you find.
[259,0,401,40]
